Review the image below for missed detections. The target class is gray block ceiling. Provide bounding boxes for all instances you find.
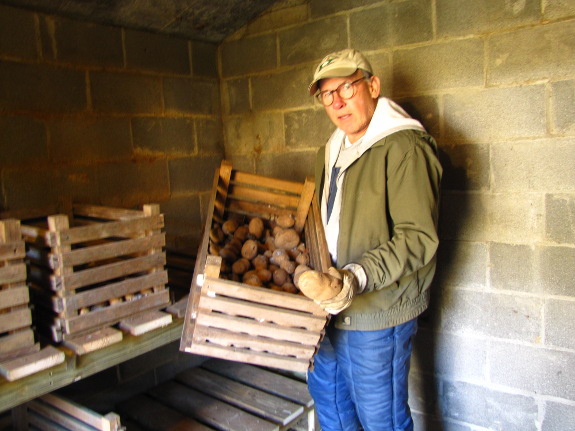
[0,0,280,43]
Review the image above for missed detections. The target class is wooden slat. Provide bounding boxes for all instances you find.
[54,271,168,313]
[0,263,27,286]
[197,293,326,332]
[176,367,303,426]
[62,327,123,355]
[228,184,301,210]
[192,325,316,358]
[294,177,315,233]
[61,289,170,336]
[0,346,65,382]
[0,285,29,310]
[51,233,165,268]
[148,381,278,431]
[0,329,36,357]
[0,241,26,261]
[232,170,303,195]
[72,204,145,221]
[0,308,32,333]
[118,310,173,336]
[46,215,164,247]
[53,253,166,291]
[117,394,212,431]
[202,358,314,408]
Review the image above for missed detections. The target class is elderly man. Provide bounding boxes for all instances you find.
[303,49,442,431]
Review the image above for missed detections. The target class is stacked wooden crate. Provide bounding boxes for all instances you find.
[180,160,331,373]
[21,204,172,355]
[0,219,64,382]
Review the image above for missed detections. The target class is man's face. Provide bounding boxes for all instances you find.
[319,71,380,143]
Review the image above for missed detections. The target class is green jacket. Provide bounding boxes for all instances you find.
[314,129,442,330]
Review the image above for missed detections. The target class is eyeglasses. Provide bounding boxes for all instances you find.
[316,77,367,107]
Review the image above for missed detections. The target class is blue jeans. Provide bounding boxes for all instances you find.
[307,319,417,431]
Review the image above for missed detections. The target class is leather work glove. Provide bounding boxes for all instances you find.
[318,267,359,314]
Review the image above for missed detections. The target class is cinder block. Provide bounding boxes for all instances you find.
[539,245,575,297]
[0,5,37,59]
[490,243,537,293]
[490,340,575,400]
[132,117,196,155]
[551,79,575,134]
[437,0,540,37]
[168,155,222,194]
[440,289,542,343]
[256,150,316,182]
[284,108,334,150]
[191,41,218,77]
[161,195,202,241]
[350,0,432,50]
[435,240,487,289]
[196,117,224,155]
[221,34,276,78]
[544,0,575,20]
[278,16,347,66]
[223,113,284,156]
[492,139,575,191]
[309,0,375,18]
[119,341,180,382]
[163,76,220,115]
[0,116,47,165]
[443,86,546,143]
[40,16,123,67]
[223,78,251,115]
[442,380,538,430]
[395,95,441,140]
[91,71,162,114]
[407,370,440,417]
[541,401,575,431]
[488,20,575,85]
[0,61,86,113]
[125,29,190,75]
[545,194,575,244]
[394,39,484,97]
[438,144,490,191]
[545,299,575,350]
[97,160,170,207]
[49,117,132,162]
[252,66,312,111]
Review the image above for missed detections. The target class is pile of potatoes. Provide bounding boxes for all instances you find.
[208,213,311,293]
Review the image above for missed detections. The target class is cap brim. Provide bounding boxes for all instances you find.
[308,64,358,95]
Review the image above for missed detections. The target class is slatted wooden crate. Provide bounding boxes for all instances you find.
[180,160,331,373]
[27,393,124,431]
[0,219,64,382]
[21,204,172,355]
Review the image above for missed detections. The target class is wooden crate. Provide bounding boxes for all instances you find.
[21,204,172,354]
[27,393,124,431]
[180,160,331,373]
[0,219,64,382]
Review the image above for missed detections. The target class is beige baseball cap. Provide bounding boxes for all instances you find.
[308,49,373,95]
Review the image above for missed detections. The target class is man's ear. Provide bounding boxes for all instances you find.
[369,76,381,99]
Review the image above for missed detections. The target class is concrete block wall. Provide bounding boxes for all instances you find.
[0,4,224,253]
[219,0,575,430]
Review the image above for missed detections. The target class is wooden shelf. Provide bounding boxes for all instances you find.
[0,318,183,413]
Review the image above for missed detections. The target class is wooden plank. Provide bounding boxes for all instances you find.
[62,327,123,355]
[62,289,170,336]
[0,330,36,357]
[28,400,97,431]
[117,394,212,431]
[214,160,233,222]
[72,204,145,221]
[0,285,29,310]
[119,310,173,336]
[176,367,304,426]
[226,200,295,219]
[0,308,32,333]
[194,312,322,345]
[28,409,71,430]
[203,278,326,316]
[202,359,314,408]
[186,343,310,373]
[294,177,315,233]
[45,215,164,247]
[192,325,316,358]
[148,381,279,431]
[165,296,188,319]
[53,253,166,291]
[0,346,65,381]
[0,241,26,261]
[227,184,301,210]
[0,263,27,286]
[51,233,165,268]
[232,171,303,195]
[304,197,331,273]
[54,271,168,313]
[197,293,326,332]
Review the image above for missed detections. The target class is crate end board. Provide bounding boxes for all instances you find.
[0,346,65,382]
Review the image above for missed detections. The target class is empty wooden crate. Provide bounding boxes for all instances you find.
[180,160,331,372]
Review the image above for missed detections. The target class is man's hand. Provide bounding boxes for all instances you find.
[318,267,359,314]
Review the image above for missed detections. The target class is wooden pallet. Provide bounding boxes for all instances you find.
[27,393,123,431]
[117,358,316,431]
[0,219,64,382]
[180,160,331,373]
[21,204,172,355]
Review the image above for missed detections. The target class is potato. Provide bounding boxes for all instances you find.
[274,228,300,250]
[248,217,265,239]
[234,225,249,242]
[270,249,289,266]
[297,270,342,301]
[272,268,289,286]
[293,264,311,287]
[252,254,269,270]
[222,219,239,235]
[256,268,272,283]
[276,214,295,228]
[241,239,258,260]
[279,259,296,275]
[232,258,251,275]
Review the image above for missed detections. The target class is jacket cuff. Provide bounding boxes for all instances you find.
[343,263,366,294]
